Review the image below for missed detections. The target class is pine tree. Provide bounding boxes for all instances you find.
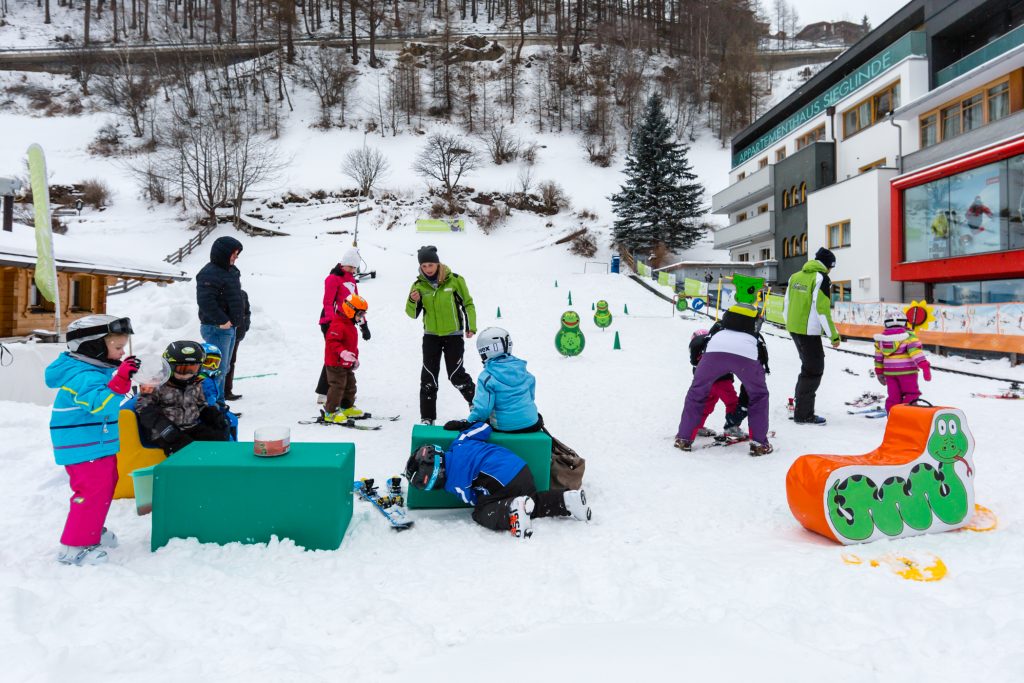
[610,92,706,256]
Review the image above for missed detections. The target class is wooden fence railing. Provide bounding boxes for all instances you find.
[107,222,217,296]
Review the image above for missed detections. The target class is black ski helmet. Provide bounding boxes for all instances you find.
[66,314,133,367]
[163,340,206,374]
[405,444,446,490]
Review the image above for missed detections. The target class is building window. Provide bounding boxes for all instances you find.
[843,81,900,138]
[71,278,93,312]
[760,247,771,260]
[800,182,807,202]
[795,124,827,150]
[783,239,791,258]
[776,148,787,162]
[933,279,1024,305]
[782,190,790,209]
[902,157,1010,262]
[828,220,851,248]
[831,280,852,303]
[758,157,768,169]
[737,212,748,222]
[757,203,769,214]
[801,233,807,255]
[737,171,746,181]
[737,253,750,262]
[29,278,56,313]
[919,74,1017,149]
[859,158,887,173]
[791,185,799,205]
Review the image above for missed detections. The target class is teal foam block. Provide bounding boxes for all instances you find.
[151,441,355,551]
[407,425,551,509]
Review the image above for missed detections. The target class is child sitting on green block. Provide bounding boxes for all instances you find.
[444,326,541,433]
[405,422,590,540]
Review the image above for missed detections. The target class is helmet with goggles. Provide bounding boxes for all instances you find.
[341,294,368,320]
[163,341,206,379]
[66,315,134,366]
[476,326,511,362]
[405,444,446,491]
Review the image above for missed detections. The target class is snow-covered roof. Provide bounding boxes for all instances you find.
[0,226,189,282]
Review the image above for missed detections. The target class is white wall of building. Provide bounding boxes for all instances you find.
[806,168,901,302]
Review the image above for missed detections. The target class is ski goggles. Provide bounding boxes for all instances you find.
[172,364,201,375]
[202,355,222,371]
[66,317,134,342]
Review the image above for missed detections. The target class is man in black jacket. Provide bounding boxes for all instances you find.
[196,236,244,400]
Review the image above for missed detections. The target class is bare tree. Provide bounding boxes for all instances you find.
[296,46,358,127]
[342,146,391,196]
[481,123,519,164]
[413,133,480,199]
[95,49,155,137]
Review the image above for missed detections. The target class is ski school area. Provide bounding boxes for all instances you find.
[2,211,1024,681]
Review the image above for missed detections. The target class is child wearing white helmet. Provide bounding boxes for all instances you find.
[44,314,140,566]
[444,326,540,433]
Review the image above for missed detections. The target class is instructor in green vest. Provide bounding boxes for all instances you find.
[784,247,841,425]
[407,245,477,425]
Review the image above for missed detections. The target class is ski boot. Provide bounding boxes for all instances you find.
[563,489,591,522]
[316,394,327,405]
[420,418,435,426]
[749,441,774,457]
[508,496,534,540]
[793,415,827,425]
[673,438,693,452]
[322,410,350,424]
[100,527,118,549]
[387,477,405,507]
[57,544,108,566]
[342,406,364,419]
[723,425,745,439]
[696,427,717,438]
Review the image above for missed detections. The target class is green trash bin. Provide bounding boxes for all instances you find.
[406,425,552,509]
[130,465,157,516]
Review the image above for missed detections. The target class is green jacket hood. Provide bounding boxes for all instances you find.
[802,260,828,275]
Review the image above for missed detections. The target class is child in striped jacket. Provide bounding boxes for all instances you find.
[873,314,932,413]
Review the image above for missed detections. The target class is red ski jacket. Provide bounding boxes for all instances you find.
[319,266,358,324]
[325,315,359,367]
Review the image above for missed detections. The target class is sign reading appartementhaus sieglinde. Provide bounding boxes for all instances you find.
[732,31,927,168]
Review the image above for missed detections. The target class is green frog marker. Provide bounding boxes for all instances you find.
[826,410,975,543]
[593,300,613,329]
[555,310,586,357]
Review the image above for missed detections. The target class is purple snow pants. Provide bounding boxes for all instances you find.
[884,373,921,413]
[677,352,770,444]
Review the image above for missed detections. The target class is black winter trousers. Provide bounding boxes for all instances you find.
[472,467,568,531]
[315,322,331,396]
[791,333,825,421]
[420,334,475,421]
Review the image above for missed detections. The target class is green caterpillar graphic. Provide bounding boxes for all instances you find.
[828,413,973,542]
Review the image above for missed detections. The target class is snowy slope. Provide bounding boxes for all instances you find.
[1,209,1023,681]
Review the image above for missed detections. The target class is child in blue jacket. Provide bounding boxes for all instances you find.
[199,343,238,440]
[405,422,591,539]
[45,315,139,566]
[444,327,540,433]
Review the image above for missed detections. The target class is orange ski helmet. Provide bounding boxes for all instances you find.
[341,294,368,320]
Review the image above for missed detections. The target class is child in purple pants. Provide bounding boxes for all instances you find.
[873,314,931,413]
[45,315,139,566]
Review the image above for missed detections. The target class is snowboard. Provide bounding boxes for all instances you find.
[354,478,413,530]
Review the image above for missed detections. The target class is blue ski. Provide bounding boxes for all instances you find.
[353,479,414,530]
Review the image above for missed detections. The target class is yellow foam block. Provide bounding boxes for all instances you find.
[113,410,166,499]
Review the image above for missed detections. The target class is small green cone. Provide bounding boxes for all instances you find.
[554,280,558,287]
[591,302,595,310]
[568,291,573,306]
[613,331,621,350]
[624,303,630,314]
[496,306,502,319]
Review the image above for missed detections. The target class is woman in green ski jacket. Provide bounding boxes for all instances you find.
[406,245,477,424]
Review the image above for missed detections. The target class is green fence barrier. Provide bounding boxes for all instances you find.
[766,293,786,325]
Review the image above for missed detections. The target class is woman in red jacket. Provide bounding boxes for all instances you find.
[315,248,368,402]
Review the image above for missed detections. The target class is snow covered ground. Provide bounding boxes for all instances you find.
[2,208,1024,681]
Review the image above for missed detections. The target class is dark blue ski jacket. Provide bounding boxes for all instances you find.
[443,423,527,506]
[196,236,245,327]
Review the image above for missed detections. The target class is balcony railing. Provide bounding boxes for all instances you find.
[711,165,774,215]
[936,24,1024,86]
[713,210,775,250]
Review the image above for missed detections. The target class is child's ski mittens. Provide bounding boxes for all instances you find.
[921,362,932,382]
[339,350,358,368]
[107,356,140,395]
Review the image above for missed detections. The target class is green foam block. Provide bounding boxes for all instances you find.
[407,425,552,509]
[151,441,355,551]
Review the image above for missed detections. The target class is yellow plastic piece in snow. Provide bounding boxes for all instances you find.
[962,504,998,532]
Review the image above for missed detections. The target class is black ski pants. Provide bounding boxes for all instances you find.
[472,466,568,531]
[315,322,331,396]
[791,333,825,421]
[420,334,475,421]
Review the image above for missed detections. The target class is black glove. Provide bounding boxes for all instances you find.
[360,321,371,341]
[199,406,223,426]
[443,419,472,432]
[158,424,192,454]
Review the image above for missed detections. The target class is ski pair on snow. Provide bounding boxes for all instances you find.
[354,478,413,530]
[297,412,400,430]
